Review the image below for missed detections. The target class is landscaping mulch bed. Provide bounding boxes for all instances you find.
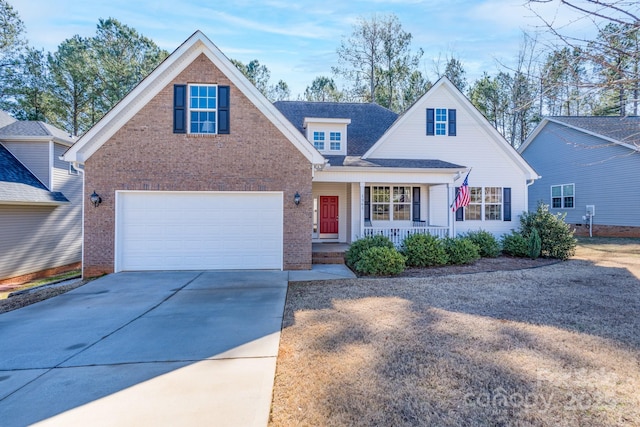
[398,255,559,277]
[0,280,88,314]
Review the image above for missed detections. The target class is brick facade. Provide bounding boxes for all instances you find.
[83,54,312,277]
[572,223,640,238]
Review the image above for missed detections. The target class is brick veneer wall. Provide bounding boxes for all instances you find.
[83,53,312,277]
[573,223,640,238]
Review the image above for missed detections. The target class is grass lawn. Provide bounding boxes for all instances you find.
[270,238,640,426]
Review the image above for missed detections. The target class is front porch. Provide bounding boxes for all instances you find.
[312,181,454,246]
[312,243,349,265]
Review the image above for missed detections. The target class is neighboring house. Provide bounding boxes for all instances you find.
[0,113,82,284]
[519,116,640,237]
[63,31,538,278]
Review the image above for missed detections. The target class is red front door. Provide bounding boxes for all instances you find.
[319,196,339,235]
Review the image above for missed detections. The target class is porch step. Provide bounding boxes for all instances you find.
[312,251,346,265]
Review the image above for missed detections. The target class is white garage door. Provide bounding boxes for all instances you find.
[115,191,283,271]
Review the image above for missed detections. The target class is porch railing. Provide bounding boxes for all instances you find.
[363,226,449,247]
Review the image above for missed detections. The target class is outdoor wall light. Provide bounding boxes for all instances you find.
[90,191,102,207]
[294,192,301,206]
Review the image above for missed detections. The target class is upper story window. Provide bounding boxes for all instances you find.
[313,131,325,150]
[329,132,341,150]
[435,109,447,135]
[426,108,456,136]
[551,184,574,209]
[68,163,80,176]
[189,84,217,134]
[173,84,229,135]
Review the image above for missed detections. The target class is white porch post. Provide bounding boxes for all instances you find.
[448,183,454,237]
[360,181,365,238]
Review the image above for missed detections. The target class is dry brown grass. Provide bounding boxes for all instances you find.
[271,238,640,426]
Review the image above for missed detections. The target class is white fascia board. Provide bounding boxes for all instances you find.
[303,117,352,127]
[64,31,325,166]
[0,200,68,206]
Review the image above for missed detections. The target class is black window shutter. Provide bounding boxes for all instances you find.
[364,186,371,221]
[173,84,186,133]
[503,187,511,221]
[455,186,464,221]
[218,85,230,134]
[426,108,434,136]
[412,187,420,221]
[448,109,456,136]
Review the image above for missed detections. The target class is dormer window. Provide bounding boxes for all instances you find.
[313,131,325,150]
[303,117,351,155]
[329,132,341,150]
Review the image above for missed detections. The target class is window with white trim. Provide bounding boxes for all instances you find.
[189,84,217,134]
[435,108,447,135]
[68,163,79,175]
[313,131,325,150]
[329,132,341,150]
[464,187,502,221]
[551,184,574,208]
[372,186,412,221]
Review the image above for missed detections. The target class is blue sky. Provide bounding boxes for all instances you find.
[12,0,592,97]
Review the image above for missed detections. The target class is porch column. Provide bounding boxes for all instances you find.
[360,182,365,238]
[447,183,454,237]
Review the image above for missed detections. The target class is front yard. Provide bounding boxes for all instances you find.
[270,238,640,426]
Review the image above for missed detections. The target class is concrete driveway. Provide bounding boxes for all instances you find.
[0,271,288,426]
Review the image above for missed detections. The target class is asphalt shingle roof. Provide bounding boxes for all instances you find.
[550,116,640,147]
[273,101,398,156]
[324,155,464,169]
[0,144,69,204]
[0,120,74,143]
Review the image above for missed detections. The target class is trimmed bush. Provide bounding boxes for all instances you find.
[527,228,542,259]
[462,230,501,258]
[345,235,394,268]
[354,246,406,276]
[443,237,480,265]
[520,202,577,260]
[501,231,528,257]
[401,233,449,267]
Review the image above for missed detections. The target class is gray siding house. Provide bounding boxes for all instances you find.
[519,116,640,237]
[0,112,82,284]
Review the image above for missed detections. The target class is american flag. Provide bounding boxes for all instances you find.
[452,172,470,212]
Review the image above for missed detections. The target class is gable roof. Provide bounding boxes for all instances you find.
[0,111,16,129]
[519,116,640,153]
[273,101,398,156]
[363,77,539,179]
[63,31,324,165]
[0,120,75,145]
[0,144,68,205]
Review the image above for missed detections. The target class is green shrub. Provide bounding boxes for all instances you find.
[401,233,449,267]
[443,237,481,265]
[527,228,542,259]
[345,235,394,268]
[462,230,501,258]
[354,246,406,276]
[501,231,528,257]
[520,202,577,260]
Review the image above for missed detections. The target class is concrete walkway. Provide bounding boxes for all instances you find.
[0,271,288,426]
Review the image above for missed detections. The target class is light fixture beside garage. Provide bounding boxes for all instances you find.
[294,192,301,206]
[89,191,102,207]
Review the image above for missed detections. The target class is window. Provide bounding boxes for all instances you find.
[464,187,502,221]
[372,186,390,220]
[484,187,502,220]
[371,186,412,221]
[426,108,456,136]
[435,108,447,135]
[393,186,412,220]
[551,184,574,209]
[313,132,325,150]
[465,187,482,220]
[189,84,217,134]
[68,163,79,176]
[329,132,341,150]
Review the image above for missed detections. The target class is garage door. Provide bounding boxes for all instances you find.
[115,191,283,271]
